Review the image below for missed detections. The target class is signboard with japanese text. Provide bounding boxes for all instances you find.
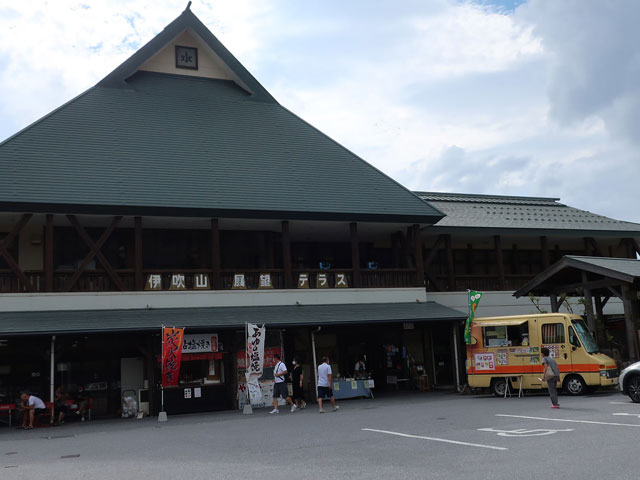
[246,323,265,377]
[182,334,219,353]
[474,353,495,371]
[162,327,185,387]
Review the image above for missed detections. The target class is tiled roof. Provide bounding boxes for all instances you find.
[415,192,640,234]
[0,9,442,224]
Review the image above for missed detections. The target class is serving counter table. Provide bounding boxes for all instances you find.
[332,379,374,400]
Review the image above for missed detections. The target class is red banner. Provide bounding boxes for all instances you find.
[162,327,185,387]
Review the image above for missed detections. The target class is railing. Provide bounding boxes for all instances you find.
[432,274,536,292]
[361,269,417,288]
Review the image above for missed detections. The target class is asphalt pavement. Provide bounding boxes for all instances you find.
[1,389,638,479]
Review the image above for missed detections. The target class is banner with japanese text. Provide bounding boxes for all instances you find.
[246,323,266,378]
[162,327,185,387]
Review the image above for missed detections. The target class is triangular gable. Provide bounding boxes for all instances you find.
[98,6,275,103]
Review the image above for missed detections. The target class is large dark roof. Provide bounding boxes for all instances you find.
[0,9,442,224]
[416,192,640,236]
[0,302,465,336]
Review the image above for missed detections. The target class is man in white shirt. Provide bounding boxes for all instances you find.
[19,393,47,429]
[270,353,296,414]
[317,356,339,413]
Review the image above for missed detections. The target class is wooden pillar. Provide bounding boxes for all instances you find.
[581,271,597,332]
[540,236,550,269]
[550,295,559,313]
[494,235,505,290]
[622,285,639,361]
[350,222,361,288]
[211,219,222,290]
[413,224,424,287]
[44,214,54,291]
[444,234,455,291]
[134,216,143,290]
[282,221,292,289]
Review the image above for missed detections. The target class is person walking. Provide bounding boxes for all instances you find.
[541,347,560,408]
[291,356,306,410]
[317,356,339,413]
[270,353,296,414]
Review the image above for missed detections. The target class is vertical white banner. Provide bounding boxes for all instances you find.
[246,323,266,405]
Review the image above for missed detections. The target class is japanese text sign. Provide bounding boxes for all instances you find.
[182,334,218,353]
[162,327,185,387]
[246,323,265,377]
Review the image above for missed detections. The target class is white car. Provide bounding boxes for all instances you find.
[619,361,640,402]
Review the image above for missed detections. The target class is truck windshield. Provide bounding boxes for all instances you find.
[572,319,599,354]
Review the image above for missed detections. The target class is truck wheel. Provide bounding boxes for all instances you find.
[563,375,586,395]
[627,376,640,403]
[491,378,507,397]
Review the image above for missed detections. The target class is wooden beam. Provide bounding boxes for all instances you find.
[540,236,550,269]
[444,234,455,291]
[622,285,639,361]
[211,219,222,290]
[0,213,34,292]
[282,220,292,289]
[350,222,361,288]
[413,224,424,287]
[494,235,505,290]
[581,271,596,332]
[64,215,125,292]
[556,277,627,294]
[549,295,559,313]
[585,237,602,257]
[425,271,443,292]
[134,216,143,290]
[423,234,444,269]
[628,238,640,258]
[44,214,54,291]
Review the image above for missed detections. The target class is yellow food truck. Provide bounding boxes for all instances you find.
[466,313,618,396]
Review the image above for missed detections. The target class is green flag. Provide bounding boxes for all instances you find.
[464,290,483,344]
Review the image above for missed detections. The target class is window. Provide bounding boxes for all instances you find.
[482,323,529,347]
[541,323,565,344]
[568,326,580,348]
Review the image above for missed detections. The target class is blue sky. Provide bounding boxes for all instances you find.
[0,0,639,223]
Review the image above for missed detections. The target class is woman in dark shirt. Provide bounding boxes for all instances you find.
[291,356,306,409]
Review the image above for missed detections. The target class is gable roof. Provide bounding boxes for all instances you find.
[0,9,442,224]
[513,255,640,298]
[416,192,640,236]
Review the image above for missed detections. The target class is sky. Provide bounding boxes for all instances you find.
[0,0,638,223]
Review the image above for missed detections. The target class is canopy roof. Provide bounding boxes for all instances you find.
[0,8,442,224]
[0,301,466,336]
[513,256,640,298]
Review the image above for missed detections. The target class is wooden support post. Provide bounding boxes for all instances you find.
[581,271,597,332]
[135,217,143,290]
[211,219,222,290]
[444,234,455,291]
[550,295,559,313]
[350,222,361,288]
[622,285,639,361]
[282,221,292,289]
[44,214,54,291]
[413,224,424,287]
[494,235,505,290]
[540,236,550,269]
[0,213,34,292]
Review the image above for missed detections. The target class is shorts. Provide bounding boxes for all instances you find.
[272,382,289,399]
[317,386,333,399]
[54,404,68,415]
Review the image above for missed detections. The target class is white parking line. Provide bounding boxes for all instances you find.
[362,428,507,451]
[609,401,635,405]
[496,414,640,428]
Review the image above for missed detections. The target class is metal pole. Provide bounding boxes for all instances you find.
[311,326,321,392]
[452,323,460,390]
[158,325,167,421]
[50,335,55,424]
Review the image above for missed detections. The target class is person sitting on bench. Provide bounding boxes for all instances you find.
[19,393,47,429]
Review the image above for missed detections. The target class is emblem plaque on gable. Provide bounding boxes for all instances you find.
[175,45,198,70]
